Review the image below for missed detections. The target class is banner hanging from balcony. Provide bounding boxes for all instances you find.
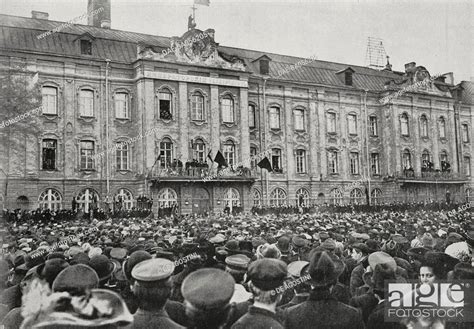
[214,151,228,168]
[257,157,273,172]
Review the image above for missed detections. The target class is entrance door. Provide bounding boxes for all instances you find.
[192,187,210,215]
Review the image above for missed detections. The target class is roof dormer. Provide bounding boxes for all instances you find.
[252,55,272,75]
[336,67,355,86]
[74,33,96,56]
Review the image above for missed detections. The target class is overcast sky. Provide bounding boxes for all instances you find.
[1,0,472,83]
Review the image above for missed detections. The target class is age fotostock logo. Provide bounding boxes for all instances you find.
[385,281,474,322]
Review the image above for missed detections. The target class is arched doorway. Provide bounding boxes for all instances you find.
[76,188,99,213]
[16,196,29,210]
[191,187,210,215]
[223,188,240,212]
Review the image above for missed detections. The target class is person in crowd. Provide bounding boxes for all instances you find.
[349,242,370,296]
[131,258,184,329]
[280,260,310,309]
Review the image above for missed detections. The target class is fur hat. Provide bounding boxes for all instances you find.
[256,243,281,259]
[308,251,337,287]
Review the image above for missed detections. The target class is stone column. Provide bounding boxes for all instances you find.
[210,85,220,157]
[178,81,189,163]
[239,86,250,163]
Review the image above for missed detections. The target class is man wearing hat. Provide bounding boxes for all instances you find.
[349,243,370,296]
[231,258,287,329]
[225,254,252,304]
[280,260,311,309]
[131,258,183,329]
[285,251,364,329]
[181,268,235,329]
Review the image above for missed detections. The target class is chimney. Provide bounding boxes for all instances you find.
[404,62,416,74]
[87,0,111,29]
[443,72,454,85]
[31,11,49,20]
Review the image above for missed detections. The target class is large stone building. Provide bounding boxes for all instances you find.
[0,0,473,214]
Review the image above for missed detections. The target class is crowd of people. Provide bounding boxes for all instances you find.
[0,202,473,328]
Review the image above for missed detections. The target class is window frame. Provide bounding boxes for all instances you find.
[42,139,57,171]
[370,153,380,175]
[369,115,378,136]
[115,92,130,120]
[191,92,205,122]
[158,89,173,120]
[327,111,337,134]
[269,106,281,130]
[223,140,236,167]
[248,104,256,128]
[294,109,305,131]
[349,151,360,175]
[79,89,94,118]
[420,114,428,138]
[462,124,469,143]
[116,142,129,171]
[400,113,410,136]
[347,113,357,135]
[159,138,174,168]
[328,150,338,174]
[439,116,446,139]
[221,96,235,124]
[296,149,307,174]
[194,139,206,163]
[80,140,95,170]
[271,148,282,173]
[464,156,471,176]
[41,86,58,116]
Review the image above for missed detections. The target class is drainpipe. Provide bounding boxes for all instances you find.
[363,89,371,205]
[262,78,268,205]
[105,59,111,200]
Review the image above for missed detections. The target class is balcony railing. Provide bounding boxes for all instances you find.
[395,170,468,181]
[151,166,255,180]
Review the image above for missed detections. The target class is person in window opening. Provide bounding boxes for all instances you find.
[446,190,451,205]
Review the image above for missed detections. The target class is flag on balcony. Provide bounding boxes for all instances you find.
[195,0,210,6]
[257,157,273,172]
[207,150,213,163]
[214,150,228,168]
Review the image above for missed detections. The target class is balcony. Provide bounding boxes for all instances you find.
[395,169,469,184]
[150,165,256,183]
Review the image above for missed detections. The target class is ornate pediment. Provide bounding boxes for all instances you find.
[137,28,246,71]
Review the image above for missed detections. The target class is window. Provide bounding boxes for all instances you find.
[422,150,431,169]
[79,89,94,117]
[327,112,336,133]
[38,189,62,211]
[223,140,235,167]
[116,142,129,171]
[80,141,95,170]
[350,188,364,205]
[221,97,234,123]
[330,188,343,205]
[371,188,382,205]
[296,188,310,206]
[270,188,287,206]
[439,117,446,139]
[462,124,469,143]
[42,86,58,115]
[464,156,471,176]
[158,90,172,120]
[296,149,306,173]
[159,138,173,168]
[194,139,205,163]
[440,151,448,163]
[269,106,280,129]
[249,104,256,128]
[80,40,92,55]
[466,188,473,202]
[369,116,378,136]
[400,113,409,136]
[294,109,305,131]
[440,151,450,172]
[42,139,57,170]
[115,93,129,119]
[271,148,282,172]
[345,71,353,86]
[115,189,134,210]
[191,93,205,121]
[328,150,338,174]
[370,153,380,175]
[350,152,359,174]
[250,147,257,168]
[224,188,240,211]
[348,114,357,135]
[157,188,178,207]
[76,188,99,213]
[420,115,428,137]
[252,189,262,207]
[402,149,412,170]
[260,60,269,75]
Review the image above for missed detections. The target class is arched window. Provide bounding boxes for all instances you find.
[271,148,282,173]
[249,104,256,128]
[224,188,240,211]
[223,140,235,167]
[296,188,310,206]
[159,138,173,168]
[221,96,234,123]
[115,188,134,210]
[464,156,471,176]
[250,147,257,168]
[294,109,305,131]
[440,150,448,163]
[38,189,62,211]
[440,150,450,172]
[191,92,205,121]
[350,188,364,205]
[421,150,431,170]
[269,106,280,129]
[327,111,336,133]
[402,149,412,169]
[76,188,99,213]
[116,142,129,171]
[157,188,178,207]
[158,89,173,120]
[400,113,409,136]
[330,188,343,205]
[42,86,58,115]
[371,188,382,205]
[252,189,261,207]
[439,117,446,139]
[296,149,306,173]
[270,188,287,206]
[420,115,428,137]
[194,138,206,163]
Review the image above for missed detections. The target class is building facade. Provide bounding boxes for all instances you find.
[0,0,473,214]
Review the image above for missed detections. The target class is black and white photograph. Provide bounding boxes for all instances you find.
[0,0,473,328]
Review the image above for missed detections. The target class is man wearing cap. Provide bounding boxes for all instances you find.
[225,254,252,304]
[231,258,286,329]
[131,258,184,329]
[349,242,370,296]
[285,250,364,329]
[280,260,311,309]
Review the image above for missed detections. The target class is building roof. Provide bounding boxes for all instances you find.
[460,81,474,105]
[0,13,426,91]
